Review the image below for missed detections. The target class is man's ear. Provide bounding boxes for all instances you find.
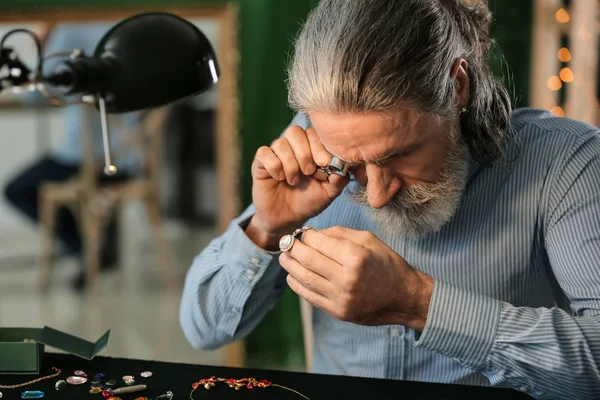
[451,58,470,109]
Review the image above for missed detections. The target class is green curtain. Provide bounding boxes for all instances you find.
[239,0,317,371]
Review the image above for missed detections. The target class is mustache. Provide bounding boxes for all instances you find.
[348,167,459,209]
[349,130,466,210]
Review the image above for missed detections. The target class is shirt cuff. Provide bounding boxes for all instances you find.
[221,215,281,287]
[414,279,502,371]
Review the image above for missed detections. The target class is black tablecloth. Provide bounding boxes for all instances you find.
[0,353,533,400]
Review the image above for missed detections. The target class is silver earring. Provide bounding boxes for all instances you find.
[459,106,468,115]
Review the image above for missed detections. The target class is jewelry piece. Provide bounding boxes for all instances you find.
[105,379,117,386]
[20,391,44,399]
[55,380,66,391]
[155,391,173,400]
[90,387,103,393]
[279,226,313,252]
[74,370,87,377]
[0,367,61,389]
[112,384,147,395]
[459,106,468,115]
[140,371,152,378]
[189,376,310,399]
[66,376,87,385]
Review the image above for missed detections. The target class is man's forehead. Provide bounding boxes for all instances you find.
[308,110,421,163]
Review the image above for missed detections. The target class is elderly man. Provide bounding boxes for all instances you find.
[179,0,600,398]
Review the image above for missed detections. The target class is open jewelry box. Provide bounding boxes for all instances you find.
[0,327,110,374]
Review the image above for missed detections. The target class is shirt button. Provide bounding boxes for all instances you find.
[452,357,463,364]
[231,307,239,314]
[245,269,255,279]
[518,386,528,392]
[249,257,260,266]
[390,328,401,337]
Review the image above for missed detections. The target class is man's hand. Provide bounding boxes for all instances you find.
[279,226,434,331]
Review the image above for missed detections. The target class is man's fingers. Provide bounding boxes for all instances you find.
[286,274,331,312]
[306,127,333,167]
[285,125,318,176]
[297,228,356,264]
[279,251,333,296]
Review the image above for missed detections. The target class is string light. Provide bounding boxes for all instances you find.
[558,47,571,62]
[559,67,574,83]
[555,8,570,23]
[577,26,592,41]
[545,4,598,118]
[551,106,565,117]
[547,75,562,91]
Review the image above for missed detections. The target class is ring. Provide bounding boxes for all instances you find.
[279,226,313,252]
[279,235,295,252]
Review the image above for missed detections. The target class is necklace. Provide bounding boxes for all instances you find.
[0,367,62,389]
[190,376,310,399]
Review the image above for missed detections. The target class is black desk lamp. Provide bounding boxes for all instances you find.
[0,12,219,174]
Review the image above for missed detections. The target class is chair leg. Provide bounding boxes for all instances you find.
[300,298,314,372]
[144,196,175,288]
[37,196,56,290]
[80,203,102,295]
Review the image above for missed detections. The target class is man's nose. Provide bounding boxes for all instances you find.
[365,165,399,209]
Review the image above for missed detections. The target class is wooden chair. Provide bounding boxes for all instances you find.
[37,104,174,293]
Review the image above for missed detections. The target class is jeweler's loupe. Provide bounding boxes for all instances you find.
[317,156,349,177]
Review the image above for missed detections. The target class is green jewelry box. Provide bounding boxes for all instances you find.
[0,326,110,374]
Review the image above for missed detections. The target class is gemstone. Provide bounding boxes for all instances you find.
[140,371,152,378]
[122,375,133,381]
[107,397,122,400]
[279,235,293,251]
[105,380,117,386]
[55,380,67,391]
[0,392,3,398]
[155,391,173,400]
[66,376,87,385]
[74,370,87,377]
[135,398,148,400]
[90,387,103,393]
[102,389,113,398]
[95,373,106,379]
[124,378,135,386]
[21,391,44,399]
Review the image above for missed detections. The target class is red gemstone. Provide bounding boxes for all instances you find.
[211,376,216,379]
[247,384,254,389]
[102,389,113,398]
[192,383,198,389]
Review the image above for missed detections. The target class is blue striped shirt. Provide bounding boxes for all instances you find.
[179,108,600,399]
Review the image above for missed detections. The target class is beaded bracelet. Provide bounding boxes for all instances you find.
[190,376,310,399]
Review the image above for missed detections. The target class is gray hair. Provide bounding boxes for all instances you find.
[287,0,512,166]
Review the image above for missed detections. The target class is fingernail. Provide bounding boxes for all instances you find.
[305,163,317,175]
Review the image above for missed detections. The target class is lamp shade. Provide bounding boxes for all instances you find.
[46,12,219,113]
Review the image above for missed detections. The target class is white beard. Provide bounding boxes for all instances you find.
[349,128,469,238]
